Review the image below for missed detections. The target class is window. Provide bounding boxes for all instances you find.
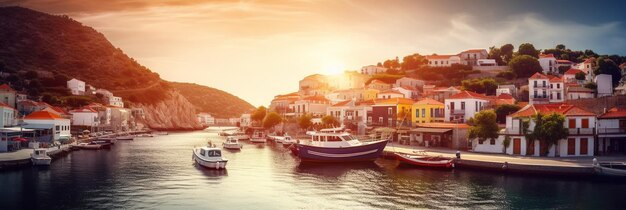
[422,108,425,117]
[581,119,589,128]
[568,119,576,128]
[450,102,455,111]
[388,108,393,115]
[388,118,393,126]
[475,101,478,112]
[557,93,561,100]
[200,149,206,156]
[430,108,434,117]
[533,91,537,98]
[534,81,537,87]
[55,125,60,131]
[557,83,560,89]
[580,138,588,155]
[542,81,546,87]
[415,109,419,117]
[550,84,553,88]
[378,117,383,124]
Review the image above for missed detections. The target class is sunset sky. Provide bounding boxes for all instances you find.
[4,0,626,106]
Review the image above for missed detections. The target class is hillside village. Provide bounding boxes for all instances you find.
[233,44,626,158]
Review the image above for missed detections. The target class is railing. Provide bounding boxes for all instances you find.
[533,84,548,88]
[531,95,549,100]
[568,128,595,135]
[597,128,626,135]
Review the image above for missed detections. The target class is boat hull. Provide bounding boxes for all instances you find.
[193,152,227,169]
[295,140,388,162]
[31,157,51,166]
[594,164,626,177]
[394,153,455,169]
[74,144,102,150]
[250,138,267,143]
[223,143,242,150]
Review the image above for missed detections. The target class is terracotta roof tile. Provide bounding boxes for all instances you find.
[448,90,491,100]
[426,55,456,60]
[510,103,595,118]
[24,110,64,120]
[539,54,555,59]
[599,107,626,119]
[414,98,444,106]
[564,69,584,75]
[375,98,414,105]
[332,100,352,107]
[529,72,549,80]
[0,84,14,91]
[460,49,487,54]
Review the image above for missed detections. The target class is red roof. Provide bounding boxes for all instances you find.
[583,58,595,64]
[510,103,595,118]
[426,55,456,59]
[375,98,414,105]
[379,89,404,95]
[529,72,549,80]
[539,54,555,59]
[549,76,563,82]
[448,91,491,100]
[564,68,584,75]
[496,93,514,100]
[302,95,329,102]
[332,100,352,107]
[0,102,14,110]
[48,106,69,115]
[556,60,573,64]
[414,98,444,106]
[599,107,626,119]
[24,110,65,120]
[460,49,486,54]
[369,79,391,85]
[69,107,98,113]
[0,84,14,92]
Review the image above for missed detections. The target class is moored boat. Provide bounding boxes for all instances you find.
[153,131,169,135]
[223,137,243,150]
[90,140,112,149]
[293,131,388,162]
[250,130,266,143]
[96,137,117,145]
[193,146,228,169]
[74,142,102,150]
[394,152,455,169]
[116,135,135,141]
[136,133,154,137]
[281,136,297,147]
[232,131,250,141]
[31,148,52,166]
[594,162,626,177]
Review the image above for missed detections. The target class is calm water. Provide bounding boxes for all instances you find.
[1,129,624,209]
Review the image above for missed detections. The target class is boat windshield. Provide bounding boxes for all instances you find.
[208,150,222,157]
[341,135,356,141]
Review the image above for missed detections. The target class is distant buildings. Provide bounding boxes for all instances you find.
[69,107,99,127]
[197,113,215,126]
[67,78,86,95]
[23,110,71,141]
[426,55,461,67]
[0,84,16,108]
[458,49,489,66]
[538,54,557,74]
[360,65,388,75]
[444,91,491,123]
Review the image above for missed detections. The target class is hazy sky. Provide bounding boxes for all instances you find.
[3,0,626,106]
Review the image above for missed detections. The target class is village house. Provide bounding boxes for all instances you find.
[370,98,414,127]
[528,72,565,104]
[0,84,16,108]
[444,91,491,123]
[548,75,565,103]
[556,59,574,70]
[110,106,131,131]
[563,68,585,84]
[377,90,405,99]
[326,99,371,134]
[269,92,300,113]
[458,49,488,66]
[538,54,557,74]
[412,98,444,124]
[290,95,330,117]
[239,113,251,127]
[573,58,595,81]
[330,88,379,102]
[595,74,613,97]
[67,78,86,95]
[597,107,626,156]
[426,55,461,67]
[422,86,461,102]
[477,103,596,157]
[23,110,71,142]
[394,77,425,89]
[299,74,328,96]
[0,102,16,127]
[360,65,388,75]
[367,79,392,91]
[326,71,370,91]
[492,93,516,106]
[85,103,112,129]
[409,123,469,150]
[42,106,72,119]
[496,84,517,98]
[197,112,215,126]
[392,86,419,99]
[69,107,99,127]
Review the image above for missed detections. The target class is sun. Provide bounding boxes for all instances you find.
[322,62,345,75]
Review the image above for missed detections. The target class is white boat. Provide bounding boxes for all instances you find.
[74,142,102,150]
[293,130,388,162]
[223,137,243,150]
[153,131,169,135]
[281,136,297,146]
[137,133,154,137]
[193,146,228,169]
[250,130,266,143]
[31,148,52,166]
[232,131,249,140]
[116,135,135,140]
[594,162,626,177]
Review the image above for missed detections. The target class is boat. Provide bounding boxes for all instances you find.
[90,140,112,149]
[293,130,388,162]
[250,130,266,143]
[393,151,455,169]
[594,162,626,177]
[192,146,228,169]
[223,137,243,150]
[282,136,297,147]
[137,133,154,137]
[231,131,250,140]
[154,131,169,135]
[74,142,102,150]
[31,148,52,166]
[96,137,117,145]
[116,135,135,141]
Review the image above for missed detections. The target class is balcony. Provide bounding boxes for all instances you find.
[597,128,626,135]
[568,128,595,135]
[531,95,549,101]
[533,84,548,88]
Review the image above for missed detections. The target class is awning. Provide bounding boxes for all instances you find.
[411,128,452,133]
[11,137,28,142]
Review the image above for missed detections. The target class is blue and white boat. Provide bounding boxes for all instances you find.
[293,129,388,163]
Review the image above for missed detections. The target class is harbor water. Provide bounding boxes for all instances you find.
[0,129,624,209]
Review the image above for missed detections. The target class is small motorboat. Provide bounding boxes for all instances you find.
[90,140,112,149]
[153,131,169,135]
[282,136,297,146]
[250,130,266,143]
[136,133,154,138]
[193,146,228,169]
[232,131,250,141]
[74,142,102,150]
[223,137,243,150]
[116,135,135,141]
[394,151,455,169]
[594,162,626,177]
[31,148,52,166]
[96,138,117,145]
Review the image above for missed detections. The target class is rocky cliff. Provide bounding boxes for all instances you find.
[135,90,203,130]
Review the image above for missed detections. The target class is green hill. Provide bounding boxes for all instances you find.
[170,82,254,118]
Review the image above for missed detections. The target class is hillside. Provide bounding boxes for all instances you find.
[170,82,254,118]
[0,6,252,128]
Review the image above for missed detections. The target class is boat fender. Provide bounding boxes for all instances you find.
[451,163,455,168]
[592,158,598,166]
[502,162,508,170]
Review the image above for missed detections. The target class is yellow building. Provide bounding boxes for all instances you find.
[412,98,445,124]
[374,98,415,126]
[361,88,379,101]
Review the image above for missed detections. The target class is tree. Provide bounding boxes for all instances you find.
[297,114,313,131]
[496,71,517,80]
[518,43,539,58]
[575,72,586,80]
[251,106,267,123]
[584,82,597,90]
[556,44,566,50]
[595,58,622,87]
[467,110,500,144]
[558,66,570,74]
[461,78,498,95]
[525,113,569,156]
[488,46,504,65]
[500,44,515,63]
[321,115,340,128]
[494,104,521,124]
[25,70,38,79]
[508,55,542,78]
[401,53,427,70]
[262,112,282,129]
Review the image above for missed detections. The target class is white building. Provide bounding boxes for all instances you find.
[196,113,215,126]
[458,49,488,66]
[69,107,99,127]
[67,78,86,95]
[597,107,626,155]
[23,110,71,141]
[0,103,16,127]
[290,95,330,117]
[567,86,594,100]
[573,58,595,81]
[477,59,497,66]
[426,55,461,67]
[327,99,371,134]
[595,74,613,97]
[548,76,565,103]
[108,96,124,108]
[239,113,251,127]
[377,90,405,99]
[563,68,585,84]
[395,77,425,89]
[538,54,557,74]
[474,103,596,157]
[392,86,418,99]
[444,91,490,123]
[360,65,388,75]
[529,73,564,104]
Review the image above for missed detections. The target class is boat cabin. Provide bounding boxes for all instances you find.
[32,148,48,157]
[199,148,222,158]
[307,132,362,147]
[226,137,238,144]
